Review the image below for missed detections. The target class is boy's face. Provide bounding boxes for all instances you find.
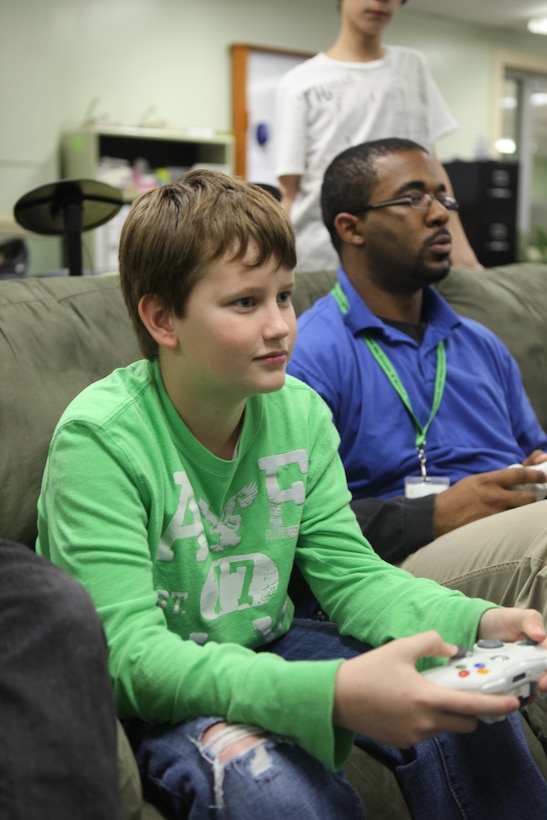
[340,0,403,34]
[167,245,296,406]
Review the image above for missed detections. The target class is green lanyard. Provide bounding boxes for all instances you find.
[331,282,446,477]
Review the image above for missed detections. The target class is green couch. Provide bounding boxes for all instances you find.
[2,262,547,817]
[3,262,547,554]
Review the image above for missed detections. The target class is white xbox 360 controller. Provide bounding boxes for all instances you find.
[508,460,547,501]
[422,639,547,723]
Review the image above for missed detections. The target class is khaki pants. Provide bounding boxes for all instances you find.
[401,501,547,618]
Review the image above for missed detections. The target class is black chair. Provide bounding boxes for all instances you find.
[253,182,282,202]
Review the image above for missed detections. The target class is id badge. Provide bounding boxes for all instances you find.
[405,475,450,499]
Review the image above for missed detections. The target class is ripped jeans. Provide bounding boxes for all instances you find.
[126,620,547,819]
[125,620,368,818]
[127,714,364,819]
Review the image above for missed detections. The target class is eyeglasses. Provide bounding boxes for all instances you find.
[353,191,459,214]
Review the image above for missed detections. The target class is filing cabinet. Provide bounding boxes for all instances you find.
[444,160,519,268]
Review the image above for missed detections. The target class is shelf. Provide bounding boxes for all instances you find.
[61,125,234,270]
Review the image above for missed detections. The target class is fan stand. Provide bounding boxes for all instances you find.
[14,179,124,276]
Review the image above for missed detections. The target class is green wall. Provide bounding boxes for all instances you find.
[2,0,546,272]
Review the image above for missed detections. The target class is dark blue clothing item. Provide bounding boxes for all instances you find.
[288,269,547,502]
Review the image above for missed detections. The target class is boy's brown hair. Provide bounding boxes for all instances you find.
[119,169,296,360]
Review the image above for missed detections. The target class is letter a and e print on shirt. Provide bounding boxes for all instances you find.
[157,449,308,563]
[154,450,308,624]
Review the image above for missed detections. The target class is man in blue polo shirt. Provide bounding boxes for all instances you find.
[288,137,547,619]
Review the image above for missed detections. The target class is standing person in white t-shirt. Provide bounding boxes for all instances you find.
[275,0,481,272]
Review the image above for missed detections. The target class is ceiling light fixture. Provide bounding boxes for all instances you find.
[500,96,517,109]
[527,17,547,35]
[495,138,516,155]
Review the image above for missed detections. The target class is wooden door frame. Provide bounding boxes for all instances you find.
[230,43,312,178]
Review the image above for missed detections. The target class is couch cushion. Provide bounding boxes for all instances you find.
[436,263,547,431]
[117,720,170,819]
[293,269,337,317]
[0,275,141,547]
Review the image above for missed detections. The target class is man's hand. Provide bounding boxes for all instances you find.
[433,466,546,537]
[523,450,547,467]
[332,631,520,748]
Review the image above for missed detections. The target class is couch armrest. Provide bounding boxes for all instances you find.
[0,274,141,547]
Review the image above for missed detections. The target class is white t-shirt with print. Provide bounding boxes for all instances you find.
[275,46,458,272]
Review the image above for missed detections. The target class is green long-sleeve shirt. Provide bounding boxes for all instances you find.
[37,361,493,770]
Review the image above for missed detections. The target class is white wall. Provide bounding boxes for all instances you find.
[385,12,547,163]
[1,0,546,271]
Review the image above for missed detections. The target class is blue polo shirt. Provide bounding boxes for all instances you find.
[288,269,547,501]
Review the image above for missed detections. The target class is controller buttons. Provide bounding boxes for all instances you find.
[473,662,486,669]
[458,670,470,678]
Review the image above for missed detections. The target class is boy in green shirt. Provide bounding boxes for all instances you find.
[37,170,547,819]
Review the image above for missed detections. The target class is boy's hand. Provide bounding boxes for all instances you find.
[332,631,520,748]
[478,606,547,695]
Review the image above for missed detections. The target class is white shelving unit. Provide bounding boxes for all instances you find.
[61,125,234,271]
